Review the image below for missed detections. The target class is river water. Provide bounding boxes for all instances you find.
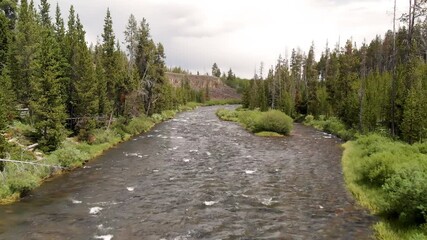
[0,106,374,239]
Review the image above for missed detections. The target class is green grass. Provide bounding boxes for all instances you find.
[0,102,200,204]
[343,135,427,239]
[216,108,293,136]
[255,131,284,137]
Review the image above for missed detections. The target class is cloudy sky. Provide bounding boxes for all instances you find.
[47,0,408,78]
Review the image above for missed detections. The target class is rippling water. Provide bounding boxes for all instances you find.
[0,106,375,239]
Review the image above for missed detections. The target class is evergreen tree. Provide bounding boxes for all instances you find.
[305,43,319,115]
[124,14,138,65]
[212,63,221,77]
[101,8,116,115]
[73,15,98,137]
[9,0,39,107]
[30,1,66,151]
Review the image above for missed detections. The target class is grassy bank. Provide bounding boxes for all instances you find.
[216,108,293,136]
[0,103,199,204]
[303,115,427,239]
[343,135,427,239]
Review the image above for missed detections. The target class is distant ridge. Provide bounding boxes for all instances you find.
[165,72,241,100]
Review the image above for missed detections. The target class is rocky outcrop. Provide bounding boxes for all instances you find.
[165,72,240,100]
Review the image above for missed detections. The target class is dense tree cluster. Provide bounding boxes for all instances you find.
[0,1,198,152]
[243,10,427,143]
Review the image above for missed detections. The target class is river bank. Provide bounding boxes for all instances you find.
[304,117,427,239]
[0,103,200,204]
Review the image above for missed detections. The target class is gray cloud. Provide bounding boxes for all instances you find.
[37,0,394,78]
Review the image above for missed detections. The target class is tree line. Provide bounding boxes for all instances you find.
[243,2,427,144]
[0,0,200,152]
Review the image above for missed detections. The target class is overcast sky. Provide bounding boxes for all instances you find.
[46,0,408,78]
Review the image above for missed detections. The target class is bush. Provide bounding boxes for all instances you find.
[7,172,39,197]
[151,114,163,123]
[161,110,177,120]
[383,168,427,224]
[304,114,314,124]
[217,109,293,136]
[358,152,397,186]
[254,110,293,135]
[92,129,120,145]
[125,116,154,135]
[49,145,90,168]
[237,110,260,131]
[216,109,239,122]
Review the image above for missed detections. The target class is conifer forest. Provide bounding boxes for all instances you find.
[0,1,427,239]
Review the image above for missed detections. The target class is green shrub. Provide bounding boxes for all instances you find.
[49,145,90,168]
[161,110,177,120]
[383,168,427,224]
[237,110,260,131]
[7,172,39,197]
[358,152,397,186]
[125,116,154,135]
[253,110,293,135]
[151,114,163,123]
[92,129,120,145]
[304,114,314,124]
[216,109,239,122]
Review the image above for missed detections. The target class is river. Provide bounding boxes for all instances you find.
[0,106,374,239]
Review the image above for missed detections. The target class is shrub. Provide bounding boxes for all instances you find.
[383,168,427,224]
[125,116,154,135]
[49,145,90,168]
[151,114,163,123]
[161,110,177,120]
[216,109,239,122]
[92,129,120,145]
[253,110,293,135]
[304,114,314,124]
[237,110,260,131]
[7,172,39,197]
[358,152,397,186]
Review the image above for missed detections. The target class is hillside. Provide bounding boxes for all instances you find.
[165,72,241,100]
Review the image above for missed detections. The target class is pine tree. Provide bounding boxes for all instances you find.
[101,8,116,115]
[73,15,98,138]
[305,43,319,115]
[30,1,66,151]
[212,63,221,77]
[124,14,138,65]
[53,3,69,105]
[9,0,39,107]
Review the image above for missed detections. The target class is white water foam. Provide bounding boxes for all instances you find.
[206,152,212,156]
[204,201,218,206]
[261,197,273,206]
[94,234,113,240]
[71,199,82,204]
[183,159,190,163]
[89,207,103,215]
